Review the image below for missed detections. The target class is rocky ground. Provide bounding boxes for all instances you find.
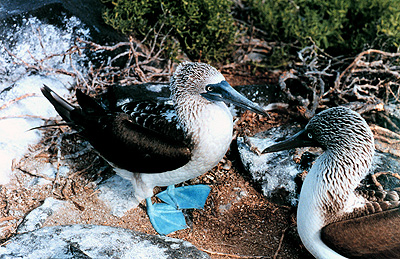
[0,73,316,258]
[2,69,400,259]
[1,2,400,258]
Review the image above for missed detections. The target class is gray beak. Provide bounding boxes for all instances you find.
[201,80,269,117]
[262,129,319,154]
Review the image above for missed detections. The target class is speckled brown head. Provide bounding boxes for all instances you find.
[170,62,268,120]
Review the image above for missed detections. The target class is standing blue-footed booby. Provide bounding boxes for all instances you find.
[41,62,268,235]
[263,107,400,258]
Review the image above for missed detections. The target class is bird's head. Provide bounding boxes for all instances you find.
[170,62,268,116]
[263,107,374,154]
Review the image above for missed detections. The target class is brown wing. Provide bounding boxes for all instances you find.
[322,207,400,258]
[78,112,192,174]
[42,86,192,174]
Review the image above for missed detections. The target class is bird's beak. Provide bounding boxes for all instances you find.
[262,129,318,154]
[201,81,268,117]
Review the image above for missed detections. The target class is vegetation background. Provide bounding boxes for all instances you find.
[101,0,400,66]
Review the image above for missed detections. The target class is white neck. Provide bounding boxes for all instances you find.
[297,160,348,259]
[297,145,374,259]
[174,94,213,141]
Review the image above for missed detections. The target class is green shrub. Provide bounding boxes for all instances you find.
[245,0,400,56]
[102,0,237,63]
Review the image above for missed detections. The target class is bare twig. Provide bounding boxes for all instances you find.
[0,216,16,223]
[16,166,55,181]
[273,227,289,259]
[333,49,400,91]
[243,135,262,156]
[78,38,131,52]
[371,171,400,190]
[198,247,269,258]
[0,93,39,111]
[0,115,49,120]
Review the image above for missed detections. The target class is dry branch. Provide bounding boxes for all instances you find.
[4,22,175,99]
[278,45,400,138]
[273,227,289,259]
[198,247,268,258]
[0,115,49,121]
[0,93,39,111]
[371,171,400,190]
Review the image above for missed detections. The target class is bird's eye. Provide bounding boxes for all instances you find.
[307,133,313,139]
[206,85,213,92]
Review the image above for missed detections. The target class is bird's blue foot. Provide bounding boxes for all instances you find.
[147,185,210,235]
[156,184,211,209]
[146,198,187,235]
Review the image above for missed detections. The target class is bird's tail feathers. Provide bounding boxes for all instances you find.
[41,84,75,122]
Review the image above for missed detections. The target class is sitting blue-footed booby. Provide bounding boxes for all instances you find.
[41,62,268,235]
[263,107,400,258]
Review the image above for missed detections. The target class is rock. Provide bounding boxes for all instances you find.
[97,175,139,217]
[233,84,276,107]
[17,197,69,233]
[0,224,210,259]
[0,0,122,43]
[0,0,93,184]
[238,123,400,206]
[237,124,307,205]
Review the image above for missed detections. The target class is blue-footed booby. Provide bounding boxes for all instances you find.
[263,107,400,258]
[41,62,268,235]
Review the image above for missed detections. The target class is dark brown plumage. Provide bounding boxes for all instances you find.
[41,85,192,173]
[322,207,400,258]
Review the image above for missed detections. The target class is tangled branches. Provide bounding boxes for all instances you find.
[4,23,175,96]
[277,45,337,119]
[328,49,400,132]
[278,45,400,133]
[77,36,173,93]
[327,49,400,106]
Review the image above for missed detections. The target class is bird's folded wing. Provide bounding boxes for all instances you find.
[120,101,189,144]
[73,91,192,174]
[79,112,192,174]
[321,207,400,258]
